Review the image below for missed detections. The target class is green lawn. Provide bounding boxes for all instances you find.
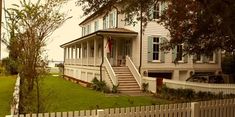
[0,76,16,117]
[41,75,170,112]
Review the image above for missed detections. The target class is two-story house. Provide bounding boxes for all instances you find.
[60,3,221,93]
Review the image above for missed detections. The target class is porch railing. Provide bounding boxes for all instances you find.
[104,57,118,85]
[88,57,94,65]
[126,56,142,88]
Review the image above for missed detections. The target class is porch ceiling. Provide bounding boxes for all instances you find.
[60,28,138,48]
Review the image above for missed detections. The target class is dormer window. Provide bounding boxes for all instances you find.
[109,12,116,28]
[153,3,160,19]
[103,11,117,29]
[94,21,99,31]
[87,24,91,34]
[103,16,108,29]
[82,27,86,36]
[150,2,167,20]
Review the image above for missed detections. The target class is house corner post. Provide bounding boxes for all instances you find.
[191,102,199,117]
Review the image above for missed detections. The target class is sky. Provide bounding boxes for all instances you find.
[2,0,84,61]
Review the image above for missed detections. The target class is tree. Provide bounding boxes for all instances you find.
[5,0,68,113]
[77,0,235,55]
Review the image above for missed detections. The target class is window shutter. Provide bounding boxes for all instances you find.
[160,37,166,63]
[172,46,177,62]
[148,37,153,62]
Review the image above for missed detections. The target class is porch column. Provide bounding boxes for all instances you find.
[64,47,67,64]
[75,44,78,59]
[67,47,69,59]
[75,44,77,65]
[81,43,83,66]
[87,41,90,65]
[94,39,97,66]
[103,36,108,57]
[71,46,74,64]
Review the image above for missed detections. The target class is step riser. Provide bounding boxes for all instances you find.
[113,67,141,93]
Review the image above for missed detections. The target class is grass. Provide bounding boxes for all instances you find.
[40,74,170,112]
[0,76,16,117]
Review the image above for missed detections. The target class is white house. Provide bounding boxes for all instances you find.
[60,3,221,93]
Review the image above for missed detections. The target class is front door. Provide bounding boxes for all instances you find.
[117,39,132,66]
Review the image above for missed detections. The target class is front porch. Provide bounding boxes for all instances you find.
[63,28,138,67]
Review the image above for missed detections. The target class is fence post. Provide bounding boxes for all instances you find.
[191,102,199,117]
[97,109,104,117]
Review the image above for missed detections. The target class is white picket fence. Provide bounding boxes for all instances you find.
[163,79,235,94]
[7,98,235,117]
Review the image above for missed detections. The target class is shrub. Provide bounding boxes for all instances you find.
[159,86,235,102]
[142,83,149,92]
[2,57,18,75]
[91,77,109,93]
[112,84,119,93]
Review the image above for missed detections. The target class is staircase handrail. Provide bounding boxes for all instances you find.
[126,56,142,88]
[104,57,118,85]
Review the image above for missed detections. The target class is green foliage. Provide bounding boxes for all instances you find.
[160,85,235,102]
[91,77,110,93]
[142,83,149,92]
[112,84,119,93]
[2,57,18,75]
[0,76,16,117]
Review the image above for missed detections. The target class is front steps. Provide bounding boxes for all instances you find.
[113,67,141,93]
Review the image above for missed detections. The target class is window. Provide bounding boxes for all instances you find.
[109,13,114,28]
[153,3,160,19]
[208,52,216,63]
[87,24,91,34]
[177,45,183,61]
[195,54,203,63]
[153,37,160,61]
[94,21,99,31]
[103,16,109,29]
[208,53,214,61]
[109,12,116,28]
[82,27,86,36]
[148,36,166,62]
[150,2,167,20]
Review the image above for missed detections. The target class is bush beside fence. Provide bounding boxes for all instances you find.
[163,79,235,94]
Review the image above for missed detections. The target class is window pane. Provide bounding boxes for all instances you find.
[196,54,201,61]
[153,3,160,19]
[177,45,183,61]
[153,37,159,43]
[208,53,213,61]
[153,52,159,60]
